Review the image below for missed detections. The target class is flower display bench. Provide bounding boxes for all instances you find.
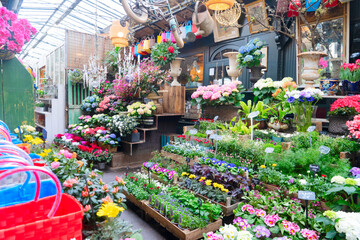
[123,191,144,209]
[160,150,198,166]
[140,168,178,185]
[142,202,222,240]
[194,193,241,217]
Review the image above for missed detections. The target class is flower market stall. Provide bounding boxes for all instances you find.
[1,0,360,239]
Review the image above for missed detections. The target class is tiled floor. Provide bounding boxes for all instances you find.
[103,169,178,240]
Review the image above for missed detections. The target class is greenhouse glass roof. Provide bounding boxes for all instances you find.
[16,0,126,65]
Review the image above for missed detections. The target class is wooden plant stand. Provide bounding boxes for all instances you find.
[161,150,198,166]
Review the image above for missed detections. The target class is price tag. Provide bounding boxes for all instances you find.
[194,121,200,127]
[265,147,274,154]
[319,145,330,155]
[145,162,154,169]
[298,191,315,201]
[214,116,219,121]
[189,129,198,135]
[248,111,260,119]
[198,198,202,207]
[206,130,213,135]
[309,164,320,173]
[307,126,316,132]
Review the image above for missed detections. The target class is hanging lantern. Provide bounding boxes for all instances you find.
[205,0,234,11]
[110,20,129,47]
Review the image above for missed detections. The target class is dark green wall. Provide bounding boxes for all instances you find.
[0,58,34,131]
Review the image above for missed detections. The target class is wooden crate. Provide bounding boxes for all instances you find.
[140,168,178,185]
[194,193,240,217]
[163,86,185,114]
[161,150,198,166]
[142,202,222,240]
[123,191,144,209]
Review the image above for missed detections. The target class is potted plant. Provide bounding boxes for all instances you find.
[35,101,45,112]
[190,81,245,122]
[237,38,266,85]
[0,7,37,60]
[253,78,288,105]
[108,115,139,137]
[127,101,157,128]
[238,100,271,129]
[319,57,340,96]
[124,129,140,142]
[69,69,83,85]
[268,103,291,132]
[328,95,359,134]
[340,59,360,95]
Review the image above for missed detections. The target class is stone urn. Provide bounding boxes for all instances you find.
[146,90,168,114]
[298,51,328,88]
[249,65,266,84]
[170,58,184,86]
[224,52,243,81]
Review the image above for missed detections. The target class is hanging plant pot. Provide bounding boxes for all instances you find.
[0,49,15,60]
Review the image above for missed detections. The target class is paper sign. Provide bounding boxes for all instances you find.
[210,134,217,139]
[265,147,274,154]
[307,126,316,132]
[214,116,219,121]
[209,68,215,76]
[319,146,330,155]
[309,164,320,172]
[198,198,202,207]
[298,191,315,201]
[145,162,154,169]
[206,130,213,135]
[189,129,198,135]
[248,111,260,119]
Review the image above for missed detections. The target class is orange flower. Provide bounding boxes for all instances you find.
[102,184,109,192]
[102,195,113,203]
[76,160,84,168]
[115,176,126,185]
[71,152,77,159]
[112,186,119,193]
[272,88,281,97]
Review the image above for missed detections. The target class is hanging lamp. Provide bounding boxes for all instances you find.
[205,0,235,11]
[110,20,129,47]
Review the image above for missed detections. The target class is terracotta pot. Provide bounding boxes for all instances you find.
[297,51,328,88]
[202,105,239,122]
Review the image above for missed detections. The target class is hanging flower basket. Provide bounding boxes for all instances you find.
[0,49,15,60]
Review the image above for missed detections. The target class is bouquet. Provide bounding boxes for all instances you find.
[190,81,245,107]
[340,59,360,82]
[0,7,37,54]
[127,101,156,117]
[151,40,179,66]
[285,89,323,132]
[329,95,360,116]
[237,38,265,69]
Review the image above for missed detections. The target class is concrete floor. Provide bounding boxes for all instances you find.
[103,169,179,240]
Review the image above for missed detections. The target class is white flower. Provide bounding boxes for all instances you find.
[299,179,307,185]
[236,230,253,240]
[219,224,238,240]
[355,178,360,186]
[331,176,346,184]
[334,211,360,240]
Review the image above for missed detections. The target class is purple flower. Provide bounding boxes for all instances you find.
[110,133,116,139]
[288,178,294,184]
[233,217,251,230]
[253,225,271,238]
[287,96,295,103]
[306,96,314,102]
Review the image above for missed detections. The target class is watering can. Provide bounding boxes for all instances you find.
[185,1,214,42]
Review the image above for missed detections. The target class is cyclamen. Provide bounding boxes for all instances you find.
[300,229,319,240]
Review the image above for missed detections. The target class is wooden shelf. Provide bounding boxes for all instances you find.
[155,113,184,117]
[35,110,51,115]
[322,95,346,99]
[137,127,158,131]
[122,140,146,145]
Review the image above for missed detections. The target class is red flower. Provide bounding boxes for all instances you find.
[150,187,153,190]
[356,59,360,65]
[163,56,167,61]
[168,46,174,53]
[321,174,327,178]
[156,186,160,189]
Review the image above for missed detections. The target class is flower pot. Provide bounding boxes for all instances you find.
[320,79,339,96]
[268,121,288,131]
[293,103,315,132]
[246,118,267,129]
[202,105,239,122]
[101,144,118,153]
[147,90,168,114]
[272,136,283,143]
[0,49,15,60]
[223,52,243,81]
[328,115,353,135]
[35,107,45,112]
[124,132,140,142]
[297,51,328,88]
[249,65,265,85]
[342,80,360,95]
[98,162,106,170]
[170,58,185,86]
[140,116,155,128]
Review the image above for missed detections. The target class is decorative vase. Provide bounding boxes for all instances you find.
[0,49,15,60]
[170,58,185,86]
[342,80,360,95]
[268,121,288,131]
[202,105,239,122]
[223,52,243,81]
[320,79,339,96]
[293,103,315,132]
[147,90,168,114]
[328,115,353,135]
[249,65,265,84]
[297,51,328,88]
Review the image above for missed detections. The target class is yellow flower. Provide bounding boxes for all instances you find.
[23,135,33,142]
[272,164,277,167]
[54,158,59,162]
[213,183,219,188]
[260,165,266,169]
[205,180,212,186]
[30,137,44,145]
[43,149,51,154]
[223,189,229,193]
[181,172,189,177]
[96,202,124,218]
[38,152,48,158]
[189,174,196,179]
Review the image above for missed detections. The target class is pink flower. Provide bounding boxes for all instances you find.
[102,184,109,192]
[210,92,221,100]
[63,178,78,188]
[112,186,119,193]
[51,161,60,170]
[301,229,319,240]
[264,214,280,227]
[84,205,91,212]
[255,209,266,218]
[202,91,213,100]
[102,196,112,203]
